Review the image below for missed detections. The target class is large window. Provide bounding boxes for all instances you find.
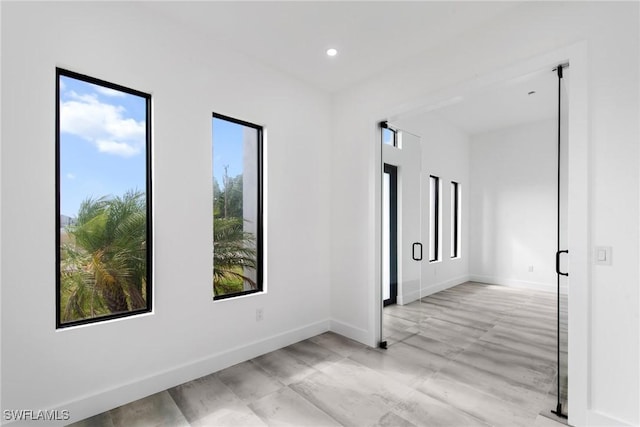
[451,181,461,258]
[429,175,440,262]
[212,113,263,299]
[56,69,152,328]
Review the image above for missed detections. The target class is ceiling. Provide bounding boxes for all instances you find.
[142,1,521,93]
[429,67,561,135]
[142,1,557,135]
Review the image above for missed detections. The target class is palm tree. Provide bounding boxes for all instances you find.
[213,217,257,295]
[60,191,147,322]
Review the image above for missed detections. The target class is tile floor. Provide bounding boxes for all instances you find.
[70,282,568,427]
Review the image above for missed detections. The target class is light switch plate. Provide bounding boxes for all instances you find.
[595,246,612,265]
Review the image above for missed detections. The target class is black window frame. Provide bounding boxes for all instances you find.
[429,175,440,263]
[55,68,153,328]
[212,112,264,300]
[451,181,460,258]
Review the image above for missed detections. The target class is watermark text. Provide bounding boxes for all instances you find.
[3,409,70,422]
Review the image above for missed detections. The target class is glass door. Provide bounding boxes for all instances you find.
[400,132,424,308]
[381,125,423,347]
[554,64,569,418]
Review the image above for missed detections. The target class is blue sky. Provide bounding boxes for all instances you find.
[382,128,394,145]
[59,75,246,217]
[212,117,245,187]
[59,75,147,217]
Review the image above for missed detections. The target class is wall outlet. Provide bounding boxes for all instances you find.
[256,308,264,322]
[528,265,534,272]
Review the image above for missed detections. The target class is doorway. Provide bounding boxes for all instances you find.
[382,163,398,307]
[379,63,572,420]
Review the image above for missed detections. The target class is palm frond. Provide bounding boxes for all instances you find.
[213,217,258,294]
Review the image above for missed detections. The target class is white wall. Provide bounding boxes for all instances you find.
[469,119,557,291]
[394,113,471,296]
[0,1,3,417]
[1,2,331,424]
[330,2,639,425]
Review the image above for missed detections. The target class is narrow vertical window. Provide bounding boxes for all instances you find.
[212,113,263,299]
[429,175,440,262]
[56,69,152,328]
[451,181,461,258]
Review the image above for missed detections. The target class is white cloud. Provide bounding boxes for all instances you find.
[68,90,98,104]
[94,85,126,98]
[59,79,66,91]
[60,93,145,158]
[66,173,76,179]
[95,139,139,158]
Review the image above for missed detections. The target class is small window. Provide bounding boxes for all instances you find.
[451,181,461,258]
[382,126,397,147]
[56,69,152,328]
[212,113,263,299]
[429,175,440,262]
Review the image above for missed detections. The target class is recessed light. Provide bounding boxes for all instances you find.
[326,48,338,57]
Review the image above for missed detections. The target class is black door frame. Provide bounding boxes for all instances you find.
[383,163,398,307]
[552,63,569,419]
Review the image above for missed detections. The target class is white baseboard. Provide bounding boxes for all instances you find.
[421,275,471,298]
[43,319,330,426]
[587,409,635,427]
[398,275,471,305]
[329,318,370,346]
[469,274,555,293]
[397,289,422,305]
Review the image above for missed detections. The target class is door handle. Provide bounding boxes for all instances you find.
[412,242,423,261]
[556,250,569,276]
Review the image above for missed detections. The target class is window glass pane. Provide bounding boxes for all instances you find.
[429,175,440,262]
[383,172,391,301]
[451,181,460,258]
[57,69,151,327]
[212,115,262,299]
[382,128,395,146]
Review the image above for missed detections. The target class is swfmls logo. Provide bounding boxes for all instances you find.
[3,409,70,422]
